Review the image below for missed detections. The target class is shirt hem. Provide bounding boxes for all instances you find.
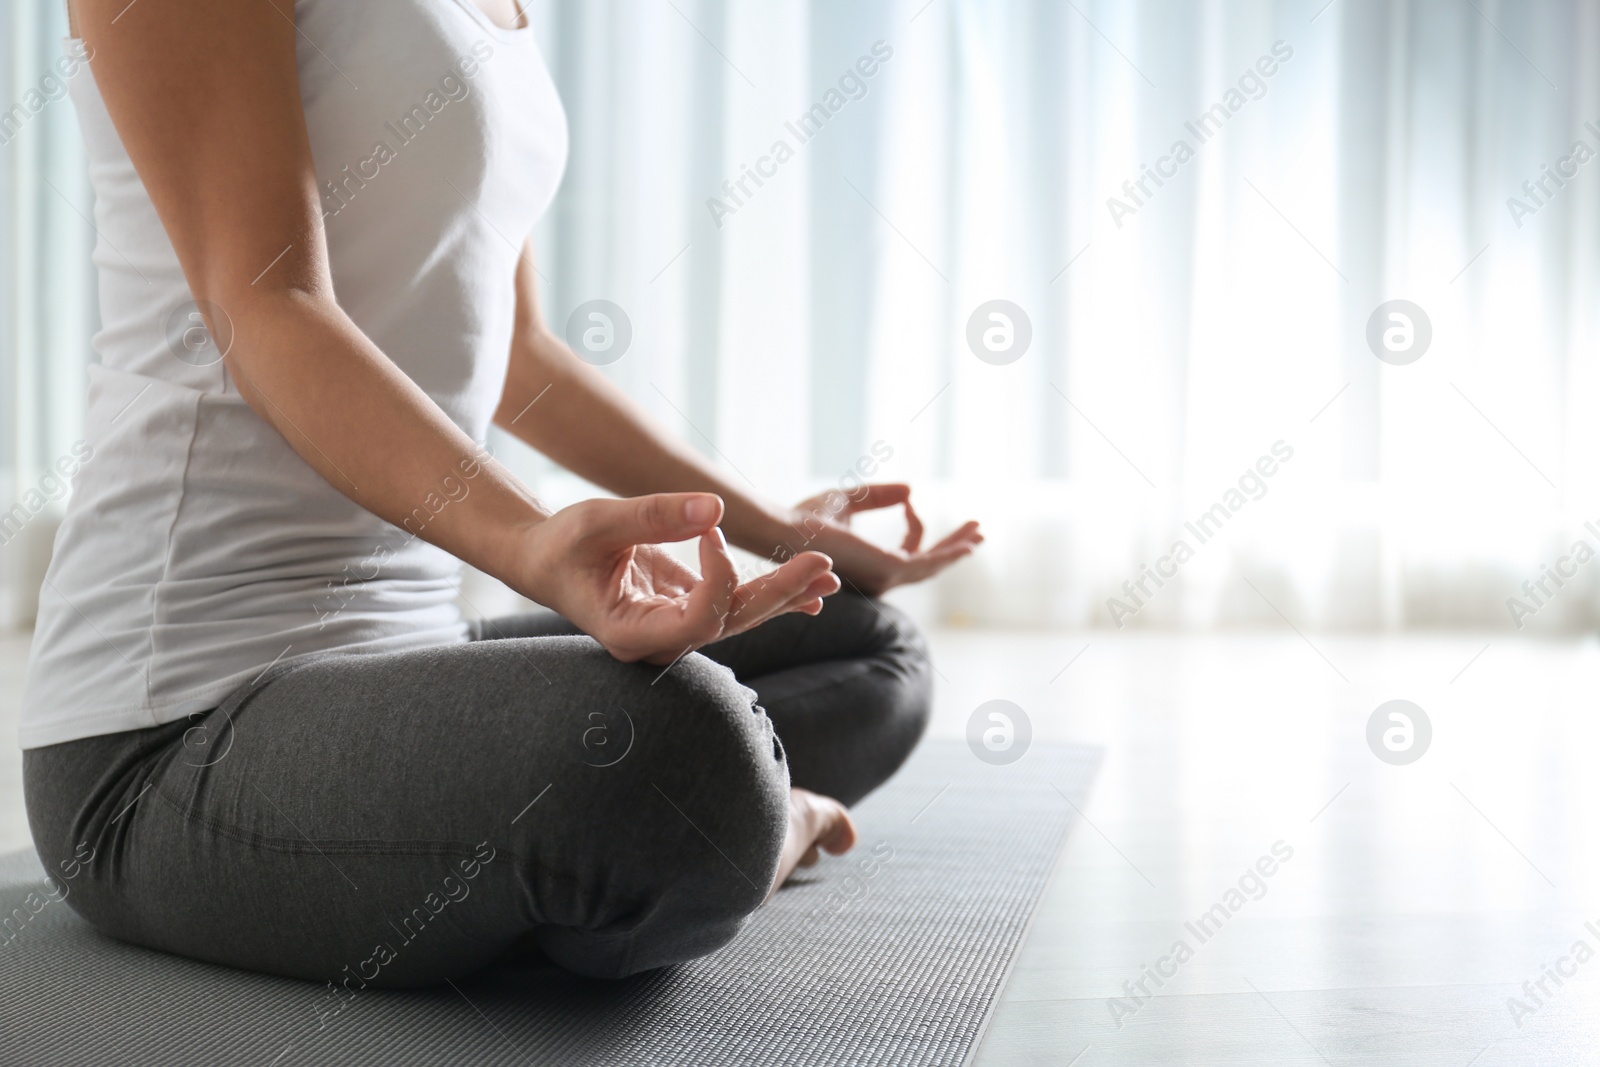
[18,622,470,750]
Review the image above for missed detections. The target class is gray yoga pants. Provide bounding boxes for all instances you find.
[22,592,930,986]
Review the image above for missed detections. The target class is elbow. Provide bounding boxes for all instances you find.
[191,285,343,385]
[187,244,336,344]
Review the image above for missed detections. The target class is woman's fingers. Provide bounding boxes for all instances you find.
[900,498,926,554]
[592,538,727,663]
[924,520,983,554]
[841,483,911,516]
[857,519,982,593]
[793,595,827,616]
[840,484,930,555]
[796,483,912,528]
[688,527,738,628]
[724,553,837,635]
[608,540,833,662]
[587,492,724,551]
[733,573,838,633]
[733,555,835,623]
[899,540,978,585]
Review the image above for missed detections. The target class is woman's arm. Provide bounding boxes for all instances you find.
[494,243,795,559]
[495,240,984,595]
[74,0,835,662]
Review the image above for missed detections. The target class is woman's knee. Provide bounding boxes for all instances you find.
[831,591,932,677]
[629,651,790,779]
[755,594,933,805]
[874,597,934,710]
[554,655,787,977]
[831,593,934,737]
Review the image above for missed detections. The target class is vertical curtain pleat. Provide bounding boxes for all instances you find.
[1,0,93,629]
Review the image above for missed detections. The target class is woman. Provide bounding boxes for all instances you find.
[21,0,980,986]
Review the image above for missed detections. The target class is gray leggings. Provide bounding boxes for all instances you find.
[22,592,930,986]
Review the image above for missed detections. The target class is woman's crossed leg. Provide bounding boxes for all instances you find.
[24,592,929,986]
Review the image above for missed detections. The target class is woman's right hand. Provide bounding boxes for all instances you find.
[518,492,840,664]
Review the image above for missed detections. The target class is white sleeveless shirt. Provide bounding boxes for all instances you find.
[21,0,568,748]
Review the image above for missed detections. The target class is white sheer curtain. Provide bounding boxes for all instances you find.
[5,0,1599,634]
[1,0,94,628]
[515,0,1600,633]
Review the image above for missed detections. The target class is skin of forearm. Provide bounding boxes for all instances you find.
[223,290,551,592]
[492,328,802,561]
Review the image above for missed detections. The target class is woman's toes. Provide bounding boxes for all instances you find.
[792,788,857,857]
[772,789,860,893]
[816,801,857,856]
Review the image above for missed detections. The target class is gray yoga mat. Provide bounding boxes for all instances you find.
[0,738,1099,1066]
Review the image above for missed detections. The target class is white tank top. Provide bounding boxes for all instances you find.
[21,0,568,748]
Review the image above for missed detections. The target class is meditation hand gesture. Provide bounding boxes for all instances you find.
[522,492,840,664]
[788,483,983,597]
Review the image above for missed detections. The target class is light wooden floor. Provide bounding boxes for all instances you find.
[3,629,1597,1064]
[936,630,1600,1067]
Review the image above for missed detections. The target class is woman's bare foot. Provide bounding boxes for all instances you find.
[769,787,858,898]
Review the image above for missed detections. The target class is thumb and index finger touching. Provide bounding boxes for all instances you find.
[586,491,725,550]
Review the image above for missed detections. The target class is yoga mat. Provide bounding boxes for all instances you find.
[0,739,1099,1066]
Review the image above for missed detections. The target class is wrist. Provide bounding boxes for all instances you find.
[484,504,555,605]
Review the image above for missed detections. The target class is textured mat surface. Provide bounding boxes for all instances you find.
[0,739,1099,1067]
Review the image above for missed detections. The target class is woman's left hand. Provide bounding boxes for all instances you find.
[784,484,982,597]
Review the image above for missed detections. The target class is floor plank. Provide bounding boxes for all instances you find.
[921,630,1600,1066]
